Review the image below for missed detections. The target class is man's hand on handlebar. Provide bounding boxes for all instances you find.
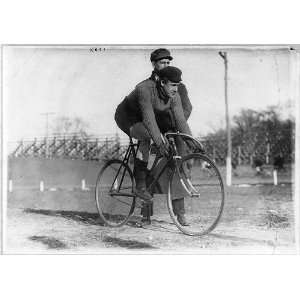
[157,142,170,157]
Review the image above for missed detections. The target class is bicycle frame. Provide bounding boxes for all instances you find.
[108,132,205,199]
[108,138,139,198]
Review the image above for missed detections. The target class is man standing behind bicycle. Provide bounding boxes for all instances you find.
[149,48,193,126]
[115,66,192,226]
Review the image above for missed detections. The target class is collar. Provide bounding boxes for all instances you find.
[157,81,170,103]
[150,70,160,82]
[150,70,170,103]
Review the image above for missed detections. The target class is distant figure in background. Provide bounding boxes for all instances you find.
[253,156,264,175]
[273,152,285,171]
[231,159,238,177]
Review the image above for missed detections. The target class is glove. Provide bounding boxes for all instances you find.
[157,142,170,157]
[185,139,195,151]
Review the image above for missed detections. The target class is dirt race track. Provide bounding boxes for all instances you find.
[4,184,296,254]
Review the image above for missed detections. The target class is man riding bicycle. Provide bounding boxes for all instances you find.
[141,48,194,224]
[115,66,192,226]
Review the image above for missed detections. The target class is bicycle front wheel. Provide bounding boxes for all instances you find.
[167,153,225,236]
[95,159,136,227]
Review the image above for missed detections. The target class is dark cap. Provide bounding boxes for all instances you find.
[158,66,182,83]
[150,48,173,62]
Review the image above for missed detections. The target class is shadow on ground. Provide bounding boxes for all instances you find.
[103,236,157,249]
[24,208,177,233]
[29,235,68,249]
[24,208,103,225]
[127,218,178,233]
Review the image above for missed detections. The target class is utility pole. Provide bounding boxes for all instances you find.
[41,112,55,157]
[219,51,232,186]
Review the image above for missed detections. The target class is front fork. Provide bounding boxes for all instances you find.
[168,137,200,198]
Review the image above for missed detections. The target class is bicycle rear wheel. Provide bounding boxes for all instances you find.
[95,159,136,227]
[167,153,225,236]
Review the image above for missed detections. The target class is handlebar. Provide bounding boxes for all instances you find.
[164,132,205,154]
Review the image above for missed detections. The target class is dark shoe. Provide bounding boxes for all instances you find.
[141,217,151,225]
[177,214,189,226]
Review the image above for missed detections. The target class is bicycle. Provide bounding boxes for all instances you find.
[95,132,225,236]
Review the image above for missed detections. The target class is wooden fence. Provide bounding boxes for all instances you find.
[9,133,293,166]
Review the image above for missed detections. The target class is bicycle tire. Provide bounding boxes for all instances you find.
[167,153,225,236]
[95,159,136,227]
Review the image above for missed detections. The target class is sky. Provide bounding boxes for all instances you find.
[3,46,294,143]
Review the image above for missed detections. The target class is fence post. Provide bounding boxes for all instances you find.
[63,136,66,156]
[33,138,37,156]
[40,181,45,192]
[45,137,48,158]
[21,140,23,156]
[81,179,86,190]
[94,138,98,160]
[84,139,87,159]
[273,169,278,186]
[52,137,56,158]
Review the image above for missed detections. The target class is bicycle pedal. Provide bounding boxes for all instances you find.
[191,193,201,198]
[141,218,151,225]
[132,222,143,228]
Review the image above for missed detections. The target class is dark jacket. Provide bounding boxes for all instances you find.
[115,78,191,146]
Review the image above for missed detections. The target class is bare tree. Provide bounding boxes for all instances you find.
[51,116,90,138]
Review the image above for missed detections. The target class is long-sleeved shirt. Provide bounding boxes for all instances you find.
[115,79,192,146]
